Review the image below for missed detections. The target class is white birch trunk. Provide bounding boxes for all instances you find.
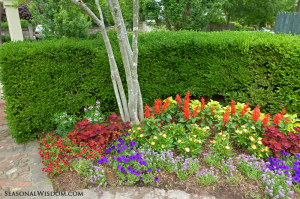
[70,0,130,122]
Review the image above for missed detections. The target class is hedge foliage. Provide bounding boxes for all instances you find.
[0,30,300,143]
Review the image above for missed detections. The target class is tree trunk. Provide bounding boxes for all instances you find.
[298,0,300,13]
[0,3,3,45]
[227,14,230,25]
[71,0,143,125]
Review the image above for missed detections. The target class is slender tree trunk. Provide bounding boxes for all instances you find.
[0,3,3,45]
[70,0,130,122]
[227,14,230,25]
[297,0,300,13]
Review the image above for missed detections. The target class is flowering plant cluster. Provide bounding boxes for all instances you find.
[83,101,105,124]
[68,113,131,151]
[196,167,219,185]
[209,131,234,158]
[51,112,82,136]
[262,125,300,157]
[39,133,102,177]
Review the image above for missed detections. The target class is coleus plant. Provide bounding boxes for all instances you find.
[68,113,131,150]
[262,125,300,157]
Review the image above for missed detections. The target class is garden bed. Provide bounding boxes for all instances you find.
[38,95,300,199]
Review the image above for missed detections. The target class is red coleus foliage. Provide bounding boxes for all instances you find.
[201,97,205,110]
[68,113,131,151]
[251,104,260,121]
[262,125,300,157]
[222,107,230,125]
[183,91,191,120]
[154,99,162,114]
[144,103,150,118]
[240,102,250,117]
[175,94,182,109]
[162,97,170,111]
[191,106,199,118]
[229,99,237,115]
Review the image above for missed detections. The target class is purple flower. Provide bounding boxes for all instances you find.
[112,146,115,149]
[272,158,278,163]
[139,177,143,180]
[117,144,121,148]
[96,101,100,104]
[127,166,133,171]
[122,145,127,149]
[121,167,126,173]
[130,170,136,175]
[147,168,152,172]
[130,155,137,161]
[294,161,299,166]
[154,176,159,181]
[105,149,110,153]
[296,153,300,158]
[156,167,160,172]
[120,140,125,145]
[117,164,122,170]
[117,157,122,162]
[124,179,128,182]
[120,155,125,159]
[136,170,141,176]
[123,158,129,163]
[141,170,145,174]
[131,141,137,146]
[280,150,285,155]
[117,149,121,153]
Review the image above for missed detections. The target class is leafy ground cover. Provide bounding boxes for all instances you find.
[38,93,300,199]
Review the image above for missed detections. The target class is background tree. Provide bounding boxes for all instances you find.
[142,0,227,31]
[0,2,2,45]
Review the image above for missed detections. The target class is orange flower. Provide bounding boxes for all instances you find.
[262,113,270,127]
[162,97,170,111]
[284,117,290,124]
[201,97,205,110]
[183,91,191,120]
[144,103,150,118]
[273,113,281,126]
[210,107,215,115]
[222,107,230,125]
[154,99,162,114]
[251,104,260,121]
[240,102,250,117]
[175,94,182,108]
[280,108,285,119]
[191,106,199,118]
[229,99,237,115]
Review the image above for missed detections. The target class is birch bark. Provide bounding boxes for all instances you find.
[70,0,130,122]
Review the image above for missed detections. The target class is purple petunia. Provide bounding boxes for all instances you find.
[117,149,121,153]
[130,155,137,161]
[156,167,160,172]
[131,141,137,146]
[121,167,126,173]
[116,157,122,162]
[127,166,133,171]
[136,170,141,176]
[124,179,128,182]
[154,176,159,181]
[117,144,121,148]
[123,158,129,163]
[139,177,143,180]
[147,168,152,172]
[117,164,122,170]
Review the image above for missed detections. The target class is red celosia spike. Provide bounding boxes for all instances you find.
[201,97,205,110]
[144,103,150,118]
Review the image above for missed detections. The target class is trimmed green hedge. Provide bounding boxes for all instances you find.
[0,30,300,143]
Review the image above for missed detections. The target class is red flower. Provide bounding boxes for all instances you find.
[262,113,271,127]
[251,104,260,121]
[144,103,151,118]
[280,108,285,119]
[175,94,182,108]
[162,97,170,111]
[183,91,191,120]
[273,113,281,126]
[229,99,237,115]
[191,106,199,118]
[150,113,156,119]
[210,107,215,115]
[201,97,205,110]
[284,117,290,124]
[240,102,250,117]
[222,107,230,125]
[154,99,162,114]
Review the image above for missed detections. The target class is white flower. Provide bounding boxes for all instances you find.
[64,120,67,123]
[94,119,98,121]
[69,118,72,121]
[241,125,246,129]
[251,126,256,130]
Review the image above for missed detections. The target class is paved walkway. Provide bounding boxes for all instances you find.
[0,125,216,199]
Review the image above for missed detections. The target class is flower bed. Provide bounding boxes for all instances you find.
[38,93,300,199]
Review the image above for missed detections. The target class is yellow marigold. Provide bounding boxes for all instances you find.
[128,129,132,132]
[153,136,158,140]
[192,149,194,152]
[137,127,141,130]
[251,144,257,150]
[225,146,230,150]
[193,135,197,138]
[130,137,134,141]
[222,138,226,141]
[241,125,246,129]
[260,148,264,152]
[185,147,190,153]
[159,133,163,136]
[251,126,256,130]
[151,141,155,146]
[249,136,255,142]
[259,154,263,157]
[198,140,202,144]
[257,141,262,145]
[210,140,217,144]
[258,137,262,141]
[222,134,227,137]
[218,132,223,135]
[178,140,182,143]
[163,134,167,138]
[189,138,193,141]
[191,131,193,133]
[139,134,144,138]
[133,130,136,133]
[161,144,165,148]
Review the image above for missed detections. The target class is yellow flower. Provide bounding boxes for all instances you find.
[198,140,202,144]
[191,131,193,133]
[189,138,193,141]
[260,148,264,152]
[159,133,163,136]
[185,147,190,153]
[178,140,182,143]
[128,129,132,132]
[171,135,173,137]
[258,137,262,141]
[193,135,197,138]
[259,154,263,157]
[139,134,144,138]
[151,141,155,146]
[251,126,256,130]
[253,134,256,137]
[218,132,223,135]
[251,144,257,150]
[137,127,141,130]
[249,136,255,142]
[235,130,241,134]
[265,147,269,152]
[192,149,194,152]
[133,130,136,133]
[130,137,134,141]
[222,134,227,137]
[161,144,165,148]
[257,141,262,145]
[222,138,226,141]
[225,146,230,150]
[163,134,167,138]
[242,125,246,129]
[153,136,158,140]
[210,140,217,144]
